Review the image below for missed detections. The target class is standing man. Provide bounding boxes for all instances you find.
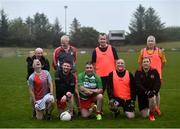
[28,59,54,120]
[55,60,75,117]
[91,33,118,92]
[135,57,161,121]
[26,48,50,80]
[78,61,103,120]
[107,59,136,119]
[52,35,80,115]
[26,48,50,118]
[138,35,166,115]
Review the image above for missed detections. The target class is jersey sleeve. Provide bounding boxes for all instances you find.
[44,58,50,71]
[112,47,119,60]
[69,74,76,94]
[158,49,167,64]
[73,46,77,63]
[28,75,34,89]
[45,70,52,83]
[153,69,161,93]
[91,49,96,63]
[52,48,59,70]
[78,72,84,88]
[135,70,147,94]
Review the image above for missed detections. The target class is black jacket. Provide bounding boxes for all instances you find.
[55,69,75,99]
[135,68,161,95]
[26,55,50,80]
[107,70,136,101]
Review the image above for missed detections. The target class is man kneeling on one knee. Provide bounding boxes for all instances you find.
[78,61,103,120]
[135,57,161,121]
[55,60,76,117]
[107,59,136,119]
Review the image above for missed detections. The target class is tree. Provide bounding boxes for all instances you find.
[32,13,52,47]
[0,9,9,46]
[9,17,29,47]
[128,5,165,44]
[51,17,64,47]
[25,16,34,46]
[128,5,146,44]
[70,26,99,48]
[69,17,81,36]
[144,7,165,41]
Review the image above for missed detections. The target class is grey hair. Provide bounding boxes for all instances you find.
[147,35,156,43]
[61,35,70,42]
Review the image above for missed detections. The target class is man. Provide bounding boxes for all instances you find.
[55,60,75,117]
[26,48,50,80]
[135,57,161,121]
[78,61,103,120]
[107,59,136,119]
[138,35,166,115]
[28,59,54,120]
[91,33,118,92]
[52,35,80,115]
[52,35,76,71]
[26,48,50,118]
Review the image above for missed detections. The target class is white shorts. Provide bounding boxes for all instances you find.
[35,93,54,111]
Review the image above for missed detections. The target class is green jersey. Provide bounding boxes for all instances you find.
[78,72,102,100]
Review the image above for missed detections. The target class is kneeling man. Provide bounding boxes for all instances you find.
[107,59,136,119]
[28,59,54,120]
[78,61,103,120]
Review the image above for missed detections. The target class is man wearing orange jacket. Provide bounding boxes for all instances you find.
[107,59,136,119]
[138,35,167,115]
[91,33,118,93]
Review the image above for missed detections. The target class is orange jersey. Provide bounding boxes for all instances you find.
[138,47,167,79]
[95,45,115,77]
[112,70,131,100]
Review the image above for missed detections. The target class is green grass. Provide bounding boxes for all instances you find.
[0,51,180,128]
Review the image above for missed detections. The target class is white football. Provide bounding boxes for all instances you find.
[60,111,71,121]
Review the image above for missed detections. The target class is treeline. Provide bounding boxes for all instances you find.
[0,4,180,48]
[127,5,180,44]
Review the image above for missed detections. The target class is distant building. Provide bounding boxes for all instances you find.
[108,30,125,46]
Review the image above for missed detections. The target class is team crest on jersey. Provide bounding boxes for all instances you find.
[150,74,155,79]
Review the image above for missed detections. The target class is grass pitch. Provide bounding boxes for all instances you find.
[0,51,180,128]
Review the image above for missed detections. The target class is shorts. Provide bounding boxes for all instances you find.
[56,98,66,109]
[35,93,54,111]
[113,97,135,112]
[80,97,96,109]
[137,94,149,111]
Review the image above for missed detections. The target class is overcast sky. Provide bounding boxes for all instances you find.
[0,0,180,34]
